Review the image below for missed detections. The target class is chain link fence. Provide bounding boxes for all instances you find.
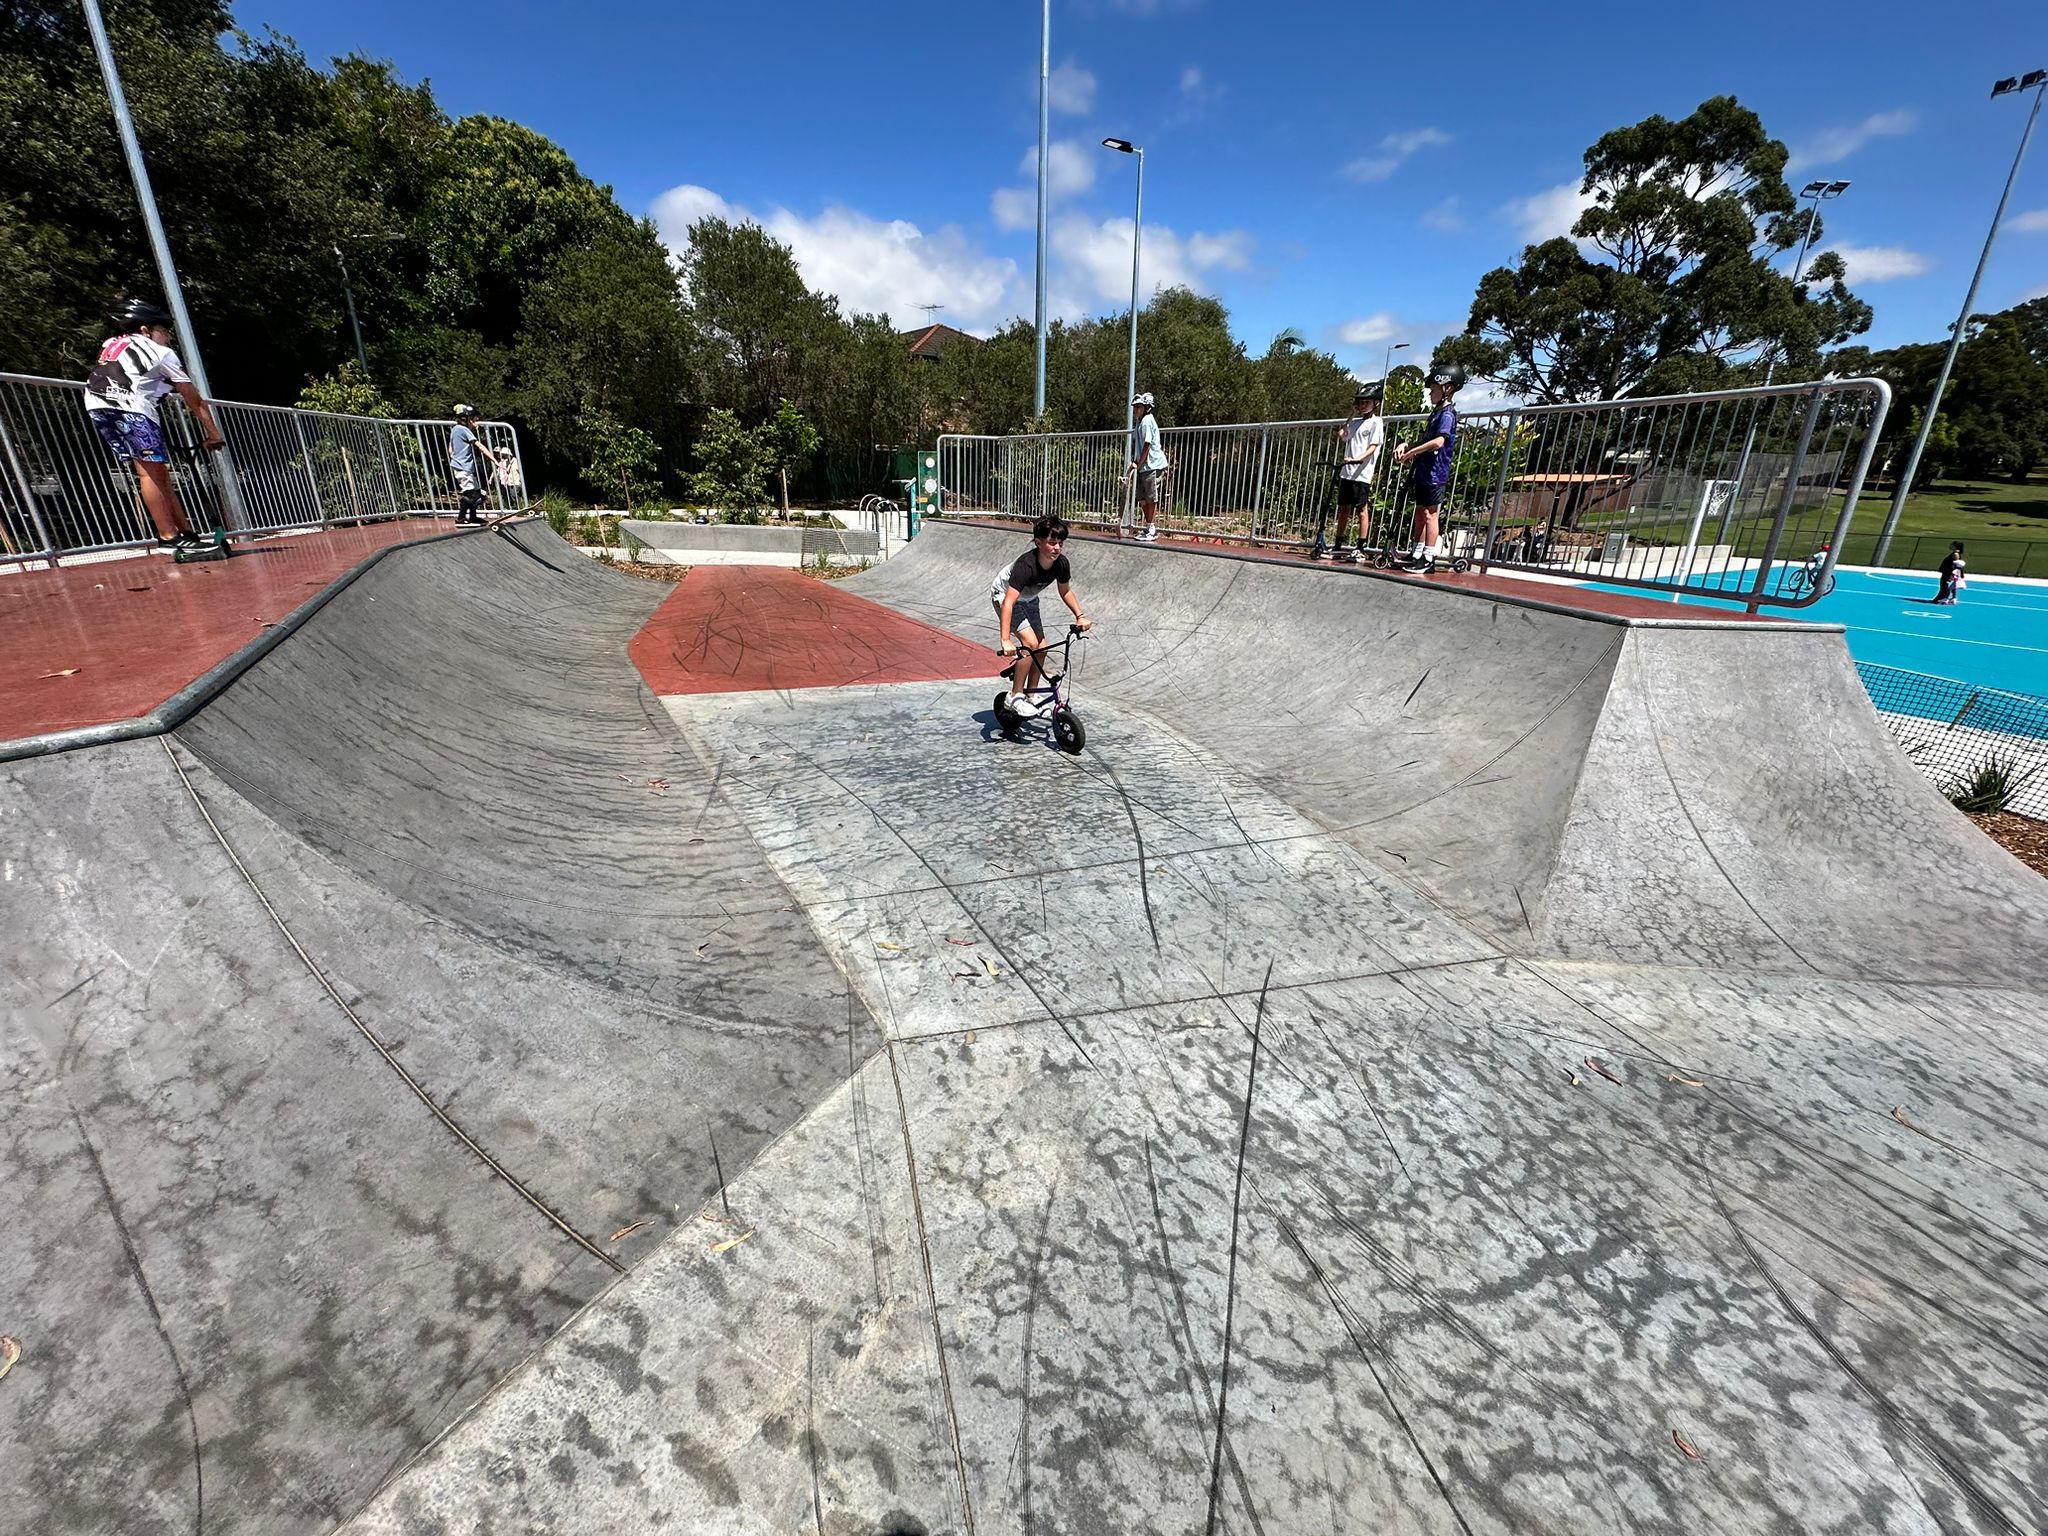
[1858,663,2048,820]
[0,372,526,565]
[939,378,1891,613]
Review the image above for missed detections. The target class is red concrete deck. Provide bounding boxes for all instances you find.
[0,520,449,742]
[631,565,997,695]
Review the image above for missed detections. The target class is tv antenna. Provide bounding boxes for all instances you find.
[916,302,944,325]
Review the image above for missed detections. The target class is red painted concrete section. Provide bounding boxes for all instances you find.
[631,565,998,695]
[0,520,444,740]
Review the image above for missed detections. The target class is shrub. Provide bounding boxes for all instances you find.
[538,489,573,539]
[688,408,772,524]
[1946,752,2041,815]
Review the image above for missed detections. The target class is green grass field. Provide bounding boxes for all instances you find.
[1838,473,2048,575]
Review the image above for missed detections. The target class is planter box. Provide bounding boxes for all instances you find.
[617,519,879,568]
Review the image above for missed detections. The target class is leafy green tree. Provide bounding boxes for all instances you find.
[1438,97,1871,403]
[295,360,395,417]
[581,408,660,511]
[682,217,843,425]
[1382,363,1425,419]
[1255,331,1356,423]
[687,407,772,520]
[761,399,821,513]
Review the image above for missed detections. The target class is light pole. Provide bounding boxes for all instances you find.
[1103,137,1144,530]
[1876,68,2045,564]
[80,0,250,530]
[333,232,404,385]
[1033,0,1050,420]
[1382,340,1409,380]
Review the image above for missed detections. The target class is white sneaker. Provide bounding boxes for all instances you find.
[1137,526,1159,543]
[1007,694,1042,719]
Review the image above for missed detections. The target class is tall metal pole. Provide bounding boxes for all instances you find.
[1875,76,2044,563]
[335,245,370,381]
[81,0,250,530]
[1122,149,1145,534]
[1033,0,1049,420]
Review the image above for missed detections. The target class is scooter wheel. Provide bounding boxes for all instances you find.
[1372,550,1396,570]
[994,693,1021,739]
[1052,709,1086,754]
[1450,556,1471,573]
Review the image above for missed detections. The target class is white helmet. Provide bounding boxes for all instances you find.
[1132,391,1154,408]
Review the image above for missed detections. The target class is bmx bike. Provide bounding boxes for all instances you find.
[994,625,1089,753]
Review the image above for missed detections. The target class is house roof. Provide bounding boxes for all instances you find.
[902,323,982,360]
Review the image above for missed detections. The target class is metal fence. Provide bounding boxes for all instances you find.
[937,378,1891,612]
[1858,663,2048,821]
[0,372,526,566]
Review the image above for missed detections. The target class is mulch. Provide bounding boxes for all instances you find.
[1970,811,2048,879]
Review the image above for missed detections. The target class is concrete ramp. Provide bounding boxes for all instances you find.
[847,520,2048,984]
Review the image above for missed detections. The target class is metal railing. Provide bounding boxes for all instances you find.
[1859,663,2048,820]
[937,378,1892,612]
[0,372,527,566]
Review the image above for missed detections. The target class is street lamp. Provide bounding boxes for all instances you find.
[333,231,404,385]
[1033,0,1050,419]
[1103,137,1145,532]
[1383,340,1409,380]
[1876,68,2045,563]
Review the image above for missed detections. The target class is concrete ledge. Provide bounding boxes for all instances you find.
[619,519,880,568]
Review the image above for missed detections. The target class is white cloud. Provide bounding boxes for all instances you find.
[1820,243,1931,283]
[1336,313,1401,346]
[1049,60,1095,115]
[1504,181,1596,244]
[1344,126,1451,183]
[654,184,1020,332]
[1420,196,1464,232]
[994,139,1099,232]
[1180,65,1203,93]
[1047,212,1254,314]
[2012,208,2048,233]
[1789,109,1918,170]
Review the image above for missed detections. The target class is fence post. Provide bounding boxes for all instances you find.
[1249,424,1271,540]
[1744,386,1826,613]
[292,413,326,527]
[376,421,402,517]
[413,427,437,517]
[0,399,60,566]
[1478,409,1520,573]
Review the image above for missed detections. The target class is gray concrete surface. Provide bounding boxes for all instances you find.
[621,519,880,567]
[2,523,868,1535]
[9,518,2047,1536]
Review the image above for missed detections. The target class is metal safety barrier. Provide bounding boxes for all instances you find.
[0,372,527,566]
[937,378,1891,612]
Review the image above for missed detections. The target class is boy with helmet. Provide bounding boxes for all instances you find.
[1127,391,1168,543]
[1314,380,1384,561]
[1393,364,1464,570]
[449,404,491,524]
[82,298,226,552]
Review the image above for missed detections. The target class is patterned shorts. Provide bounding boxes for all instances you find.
[88,410,169,464]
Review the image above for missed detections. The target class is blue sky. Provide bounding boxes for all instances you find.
[251,0,2046,377]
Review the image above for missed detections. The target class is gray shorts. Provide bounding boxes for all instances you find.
[994,591,1045,640]
[1137,468,1164,505]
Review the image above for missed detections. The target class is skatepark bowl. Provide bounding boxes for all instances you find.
[4,514,2047,1536]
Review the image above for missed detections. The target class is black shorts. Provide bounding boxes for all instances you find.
[1409,482,1445,510]
[1337,478,1372,509]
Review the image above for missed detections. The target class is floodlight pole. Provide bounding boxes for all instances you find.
[1875,72,2044,564]
[1102,140,1145,534]
[1033,0,1049,420]
[335,246,370,381]
[81,0,249,530]
[1383,341,1409,380]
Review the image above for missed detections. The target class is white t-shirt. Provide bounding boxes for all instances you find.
[1337,414,1384,482]
[83,333,191,423]
[1132,413,1167,471]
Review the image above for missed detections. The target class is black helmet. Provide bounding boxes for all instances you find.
[452,403,479,419]
[1426,364,1467,390]
[1354,380,1384,402]
[112,298,173,332]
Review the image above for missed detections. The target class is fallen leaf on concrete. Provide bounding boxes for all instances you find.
[37,668,79,679]
[981,955,1000,979]
[616,773,636,783]
[609,1220,650,1244]
[964,1031,977,1044]
[875,940,905,953]
[951,970,978,982]
[647,778,670,791]
[695,943,708,957]
[1585,1057,1624,1085]
[711,1229,755,1255]
[0,1336,19,1381]
[1564,1070,1581,1086]
[1892,1105,1934,1139]
[944,936,976,947]
[1672,1430,1702,1459]
[1666,1073,1707,1088]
